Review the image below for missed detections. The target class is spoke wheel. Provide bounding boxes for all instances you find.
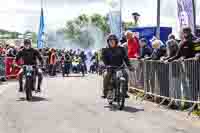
[117,82,125,110]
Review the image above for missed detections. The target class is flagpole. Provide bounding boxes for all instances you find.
[192,0,196,34]
[156,0,160,39]
[41,0,43,9]
[120,0,122,39]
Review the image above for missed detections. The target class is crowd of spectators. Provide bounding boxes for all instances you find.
[1,26,200,76]
[120,27,200,62]
[0,43,100,77]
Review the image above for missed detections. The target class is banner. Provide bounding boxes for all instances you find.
[177,0,195,32]
[106,0,122,39]
[37,8,45,49]
[5,57,22,79]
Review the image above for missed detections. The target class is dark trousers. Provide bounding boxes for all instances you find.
[19,68,43,90]
[49,64,56,76]
[103,69,128,96]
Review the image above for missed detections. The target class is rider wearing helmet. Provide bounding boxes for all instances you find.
[16,39,44,92]
[101,34,132,98]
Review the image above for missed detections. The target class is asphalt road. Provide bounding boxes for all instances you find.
[0,74,200,133]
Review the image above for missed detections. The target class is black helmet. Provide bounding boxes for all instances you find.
[24,39,31,45]
[107,34,119,47]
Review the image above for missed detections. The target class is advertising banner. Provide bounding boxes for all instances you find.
[177,0,195,32]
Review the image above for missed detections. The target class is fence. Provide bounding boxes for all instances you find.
[0,56,5,80]
[129,59,200,113]
[0,56,64,79]
[0,56,24,80]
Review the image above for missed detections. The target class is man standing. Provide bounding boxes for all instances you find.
[126,31,140,59]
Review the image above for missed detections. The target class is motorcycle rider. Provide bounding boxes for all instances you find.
[101,34,133,98]
[15,39,44,93]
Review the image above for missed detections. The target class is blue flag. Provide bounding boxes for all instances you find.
[107,0,122,39]
[37,8,45,49]
[108,11,122,39]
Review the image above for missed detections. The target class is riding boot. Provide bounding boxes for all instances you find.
[19,73,23,92]
[37,73,43,92]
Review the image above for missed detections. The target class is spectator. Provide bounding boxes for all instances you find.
[125,31,140,59]
[6,44,16,57]
[148,39,166,60]
[193,39,200,60]
[162,36,179,61]
[120,33,128,54]
[48,48,57,76]
[168,34,176,40]
[0,45,3,56]
[168,27,195,62]
[139,38,152,58]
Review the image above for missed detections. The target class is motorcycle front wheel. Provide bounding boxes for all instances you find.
[117,81,125,110]
[25,77,33,101]
[107,90,114,105]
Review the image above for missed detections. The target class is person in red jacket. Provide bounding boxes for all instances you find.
[126,31,140,58]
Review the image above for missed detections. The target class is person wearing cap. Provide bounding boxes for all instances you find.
[16,39,44,92]
[138,38,152,59]
[101,34,133,98]
[161,35,179,61]
[167,27,195,62]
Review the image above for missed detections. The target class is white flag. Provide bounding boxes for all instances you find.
[177,0,195,32]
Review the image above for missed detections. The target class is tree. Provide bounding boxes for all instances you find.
[24,30,37,44]
[32,32,37,44]
[90,14,110,34]
[63,14,110,48]
[123,21,136,31]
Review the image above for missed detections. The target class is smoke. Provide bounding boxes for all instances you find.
[47,24,106,50]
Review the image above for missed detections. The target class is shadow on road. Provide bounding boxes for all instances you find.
[104,105,144,113]
[17,96,49,102]
[46,74,86,78]
[63,75,85,78]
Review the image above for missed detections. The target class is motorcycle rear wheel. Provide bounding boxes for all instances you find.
[117,82,125,110]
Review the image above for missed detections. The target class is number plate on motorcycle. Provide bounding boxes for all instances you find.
[116,70,123,78]
[26,66,33,71]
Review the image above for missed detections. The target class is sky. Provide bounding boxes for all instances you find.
[0,0,200,35]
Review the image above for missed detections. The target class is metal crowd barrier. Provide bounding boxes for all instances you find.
[129,59,144,90]
[0,56,6,80]
[129,59,200,113]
